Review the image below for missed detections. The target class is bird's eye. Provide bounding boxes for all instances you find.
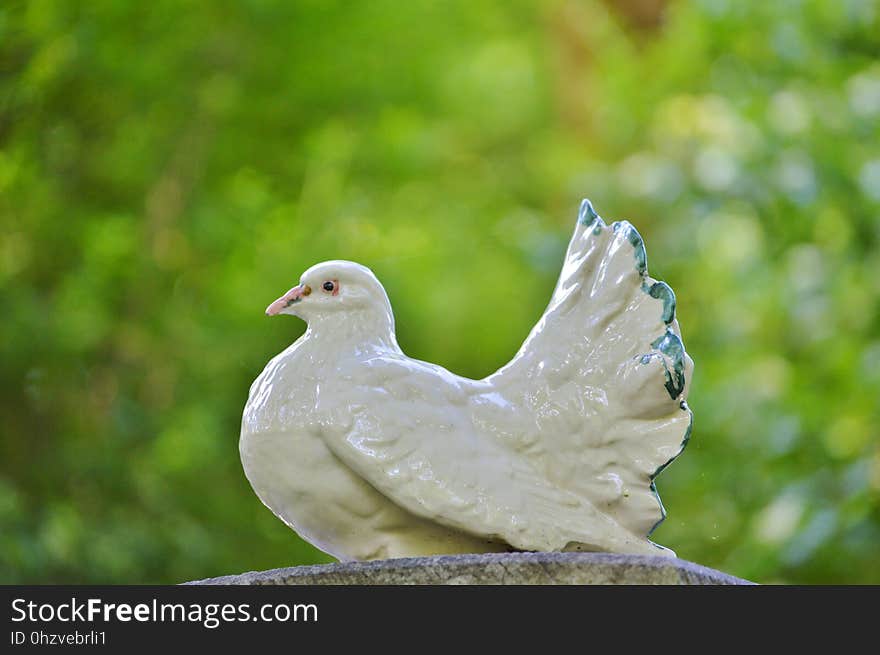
[322,280,336,293]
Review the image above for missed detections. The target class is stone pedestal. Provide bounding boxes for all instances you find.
[186,552,752,585]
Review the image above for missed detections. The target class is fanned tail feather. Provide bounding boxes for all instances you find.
[487,198,693,543]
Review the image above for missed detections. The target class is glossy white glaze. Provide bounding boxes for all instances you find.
[240,200,693,560]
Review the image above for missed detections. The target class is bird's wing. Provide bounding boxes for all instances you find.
[316,354,661,554]
[483,199,693,539]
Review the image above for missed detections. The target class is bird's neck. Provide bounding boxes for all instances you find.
[304,307,400,358]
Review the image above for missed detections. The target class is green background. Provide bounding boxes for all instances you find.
[2,0,879,584]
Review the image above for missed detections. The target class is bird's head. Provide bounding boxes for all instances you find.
[265,260,392,324]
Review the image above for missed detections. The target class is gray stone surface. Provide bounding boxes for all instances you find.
[185,552,753,585]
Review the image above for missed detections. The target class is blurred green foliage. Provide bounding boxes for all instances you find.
[1,0,879,584]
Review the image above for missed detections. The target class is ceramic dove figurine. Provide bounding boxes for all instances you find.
[240,199,693,561]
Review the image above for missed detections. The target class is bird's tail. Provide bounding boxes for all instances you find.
[488,199,693,542]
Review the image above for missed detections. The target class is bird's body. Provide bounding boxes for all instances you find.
[241,325,509,560]
[240,200,693,560]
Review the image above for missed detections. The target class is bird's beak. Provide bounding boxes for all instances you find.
[266,284,311,316]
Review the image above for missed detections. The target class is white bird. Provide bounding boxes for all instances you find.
[240,200,693,561]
